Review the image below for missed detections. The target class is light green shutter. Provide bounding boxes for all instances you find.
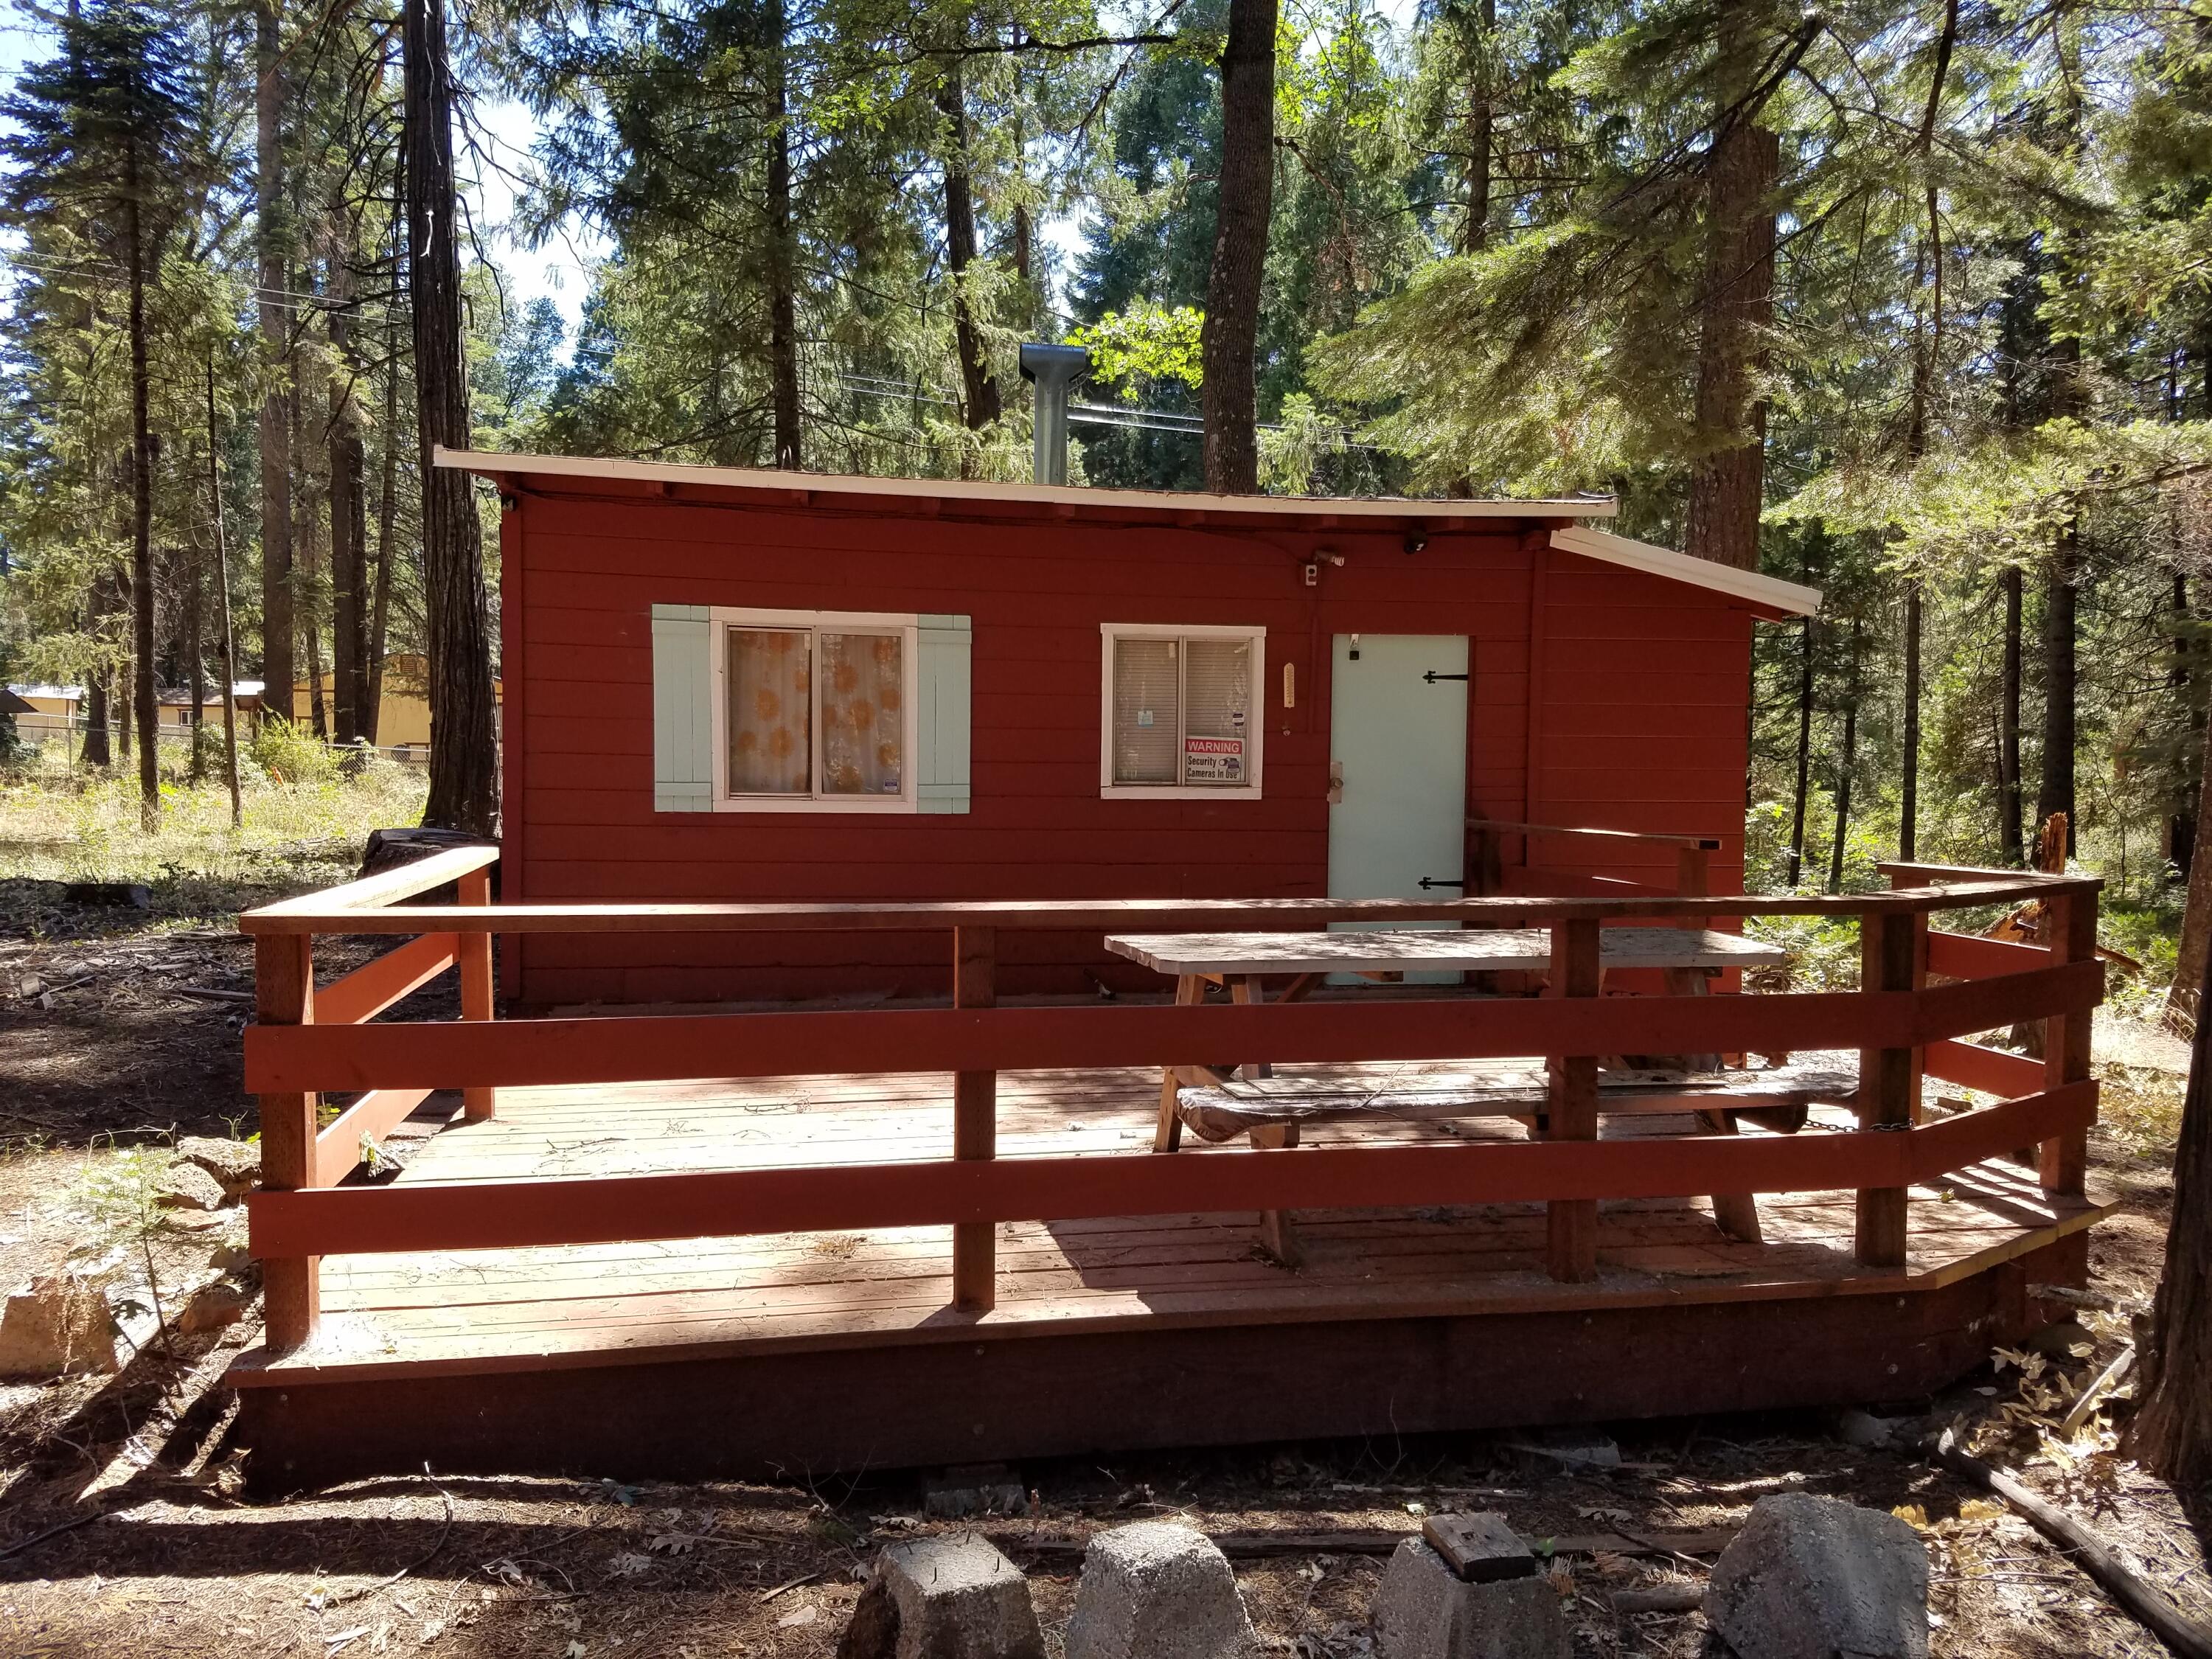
[652,604,714,811]
[917,613,972,814]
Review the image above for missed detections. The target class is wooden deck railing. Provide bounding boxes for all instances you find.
[239,855,2104,1351]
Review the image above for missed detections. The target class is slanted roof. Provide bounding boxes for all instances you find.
[1548,526,1822,619]
[434,447,1616,526]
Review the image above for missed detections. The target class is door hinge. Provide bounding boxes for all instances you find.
[1418,876,1467,889]
[1423,670,1469,684]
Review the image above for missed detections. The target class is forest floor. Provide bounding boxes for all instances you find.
[0,765,2207,1658]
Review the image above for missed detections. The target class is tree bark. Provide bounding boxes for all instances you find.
[937,63,1000,447]
[1200,0,1276,495]
[1683,0,1778,572]
[1458,0,1494,255]
[2000,563,2025,863]
[765,0,801,470]
[1786,613,1812,887]
[1901,581,1921,860]
[257,0,295,724]
[327,210,368,747]
[207,355,242,827]
[125,139,159,830]
[81,576,111,767]
[1828,619,1859,893]
[2174,574,2198,880]
[2038,524,2078,855]
[2135,932,2212,1486]
[294,378,327,738]
[404,0,501,834]
[367,335,398,745]
[185,519,206,783]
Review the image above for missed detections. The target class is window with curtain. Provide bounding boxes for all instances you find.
[1102,626,1264,795]
[720,613,914,807]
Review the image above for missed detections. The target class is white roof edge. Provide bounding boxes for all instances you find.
[434,446,1619,522]
[1548,526,1822,616]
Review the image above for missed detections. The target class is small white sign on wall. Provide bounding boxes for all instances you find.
[1185,735,1245,784]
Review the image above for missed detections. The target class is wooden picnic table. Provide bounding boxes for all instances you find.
[1104,925,1795,1264]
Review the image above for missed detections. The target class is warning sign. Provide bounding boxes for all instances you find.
[1184,735,1246,784]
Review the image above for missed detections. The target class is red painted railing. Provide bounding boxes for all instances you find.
[240,852,2102,1351]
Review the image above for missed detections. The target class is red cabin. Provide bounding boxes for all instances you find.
[457,449,1819,1006]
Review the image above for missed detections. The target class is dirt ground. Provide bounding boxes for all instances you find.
[1,873,2208,1658]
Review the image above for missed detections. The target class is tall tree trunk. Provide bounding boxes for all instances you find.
[186,524,206,783]
[328,215,368,747]
[2038,524,2078,854]
[1459,0,1494,255]
[257,0,295,724]
[1786,613,1812,887]
[295,380,328,739]
[82,578,111,766]
[208,355,242,827]
[1200,0,1276,495]
[405,0,501,834]
[1901,582,1921,860]
[937,63,1000,451]
[1684,0,1778,572]
[2173,574,2198,880]
[2134,936,2212,1486]
[765,0,801,470]
[125,147,159,830]
[366,330,399,743]
[2000,563,2025,862]
[1828,619,1860,894]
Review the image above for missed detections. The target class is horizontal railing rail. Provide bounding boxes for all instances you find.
[239,853,2106,1351]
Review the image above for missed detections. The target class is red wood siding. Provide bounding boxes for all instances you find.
[502,485,1756,1004]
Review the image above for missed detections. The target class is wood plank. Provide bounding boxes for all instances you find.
[1855,912,1921,1267]
[459,869,497,1122]
[2041,891,2096,1196]
[314,1088,439,1186]
[1546,918,1601,1282]
[953,926,996,1312]
[251,844,498,917]
[314,933,459,1027]
[1104,927,1781,976]
[1925,1037,2041,1099]
[244,964,2103,1094]
[237,877,2078,935]
[247,1082,2095,1262]
[1926,930,2051,983]
[256,932,320,1349]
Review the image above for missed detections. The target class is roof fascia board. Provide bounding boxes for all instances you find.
[435,446,1618,524]
[1548,526,1822,617]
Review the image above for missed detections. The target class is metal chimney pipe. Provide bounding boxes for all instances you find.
[1019,343,1089,486]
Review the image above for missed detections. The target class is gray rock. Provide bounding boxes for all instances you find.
[0,1270,118,1377]
[1064,1522,1259,1659]
[1703,1493,1929,1659]
[839,1533,1043,1659]
[1837,1408,1896,1450]
[175,1136,260,1196]
[1373,1539,1568,1659]
[157,1159,230,1211]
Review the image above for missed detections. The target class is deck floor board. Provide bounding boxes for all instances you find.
[243,1060,2112,1384]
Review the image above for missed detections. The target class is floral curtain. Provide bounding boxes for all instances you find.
[727,627,810,795]
[818,631,903,796]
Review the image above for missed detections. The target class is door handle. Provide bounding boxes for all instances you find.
[1419,876,1467,890]
[1328,762,1343,804]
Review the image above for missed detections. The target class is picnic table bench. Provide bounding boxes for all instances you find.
[1103,925,1835,1265]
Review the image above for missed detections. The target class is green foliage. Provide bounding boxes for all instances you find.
[248,718,338,786]
[1068,300,1206,400]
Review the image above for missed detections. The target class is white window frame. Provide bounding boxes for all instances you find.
[1098,622,1267,800]
[710,606,921,813]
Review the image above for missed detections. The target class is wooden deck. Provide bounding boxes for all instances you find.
[232,1060,2110,1485]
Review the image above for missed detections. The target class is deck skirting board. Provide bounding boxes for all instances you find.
[237,1233,2082,1492]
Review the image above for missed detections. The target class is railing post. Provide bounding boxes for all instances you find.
[1545,916,1601,1282]
[256,931,321,1349]
[1674,844,1710,900]
[952,925,997,1312]
[1855,908,1921,1267]
[458,866,496,1121]
[2040,886,2096,1195]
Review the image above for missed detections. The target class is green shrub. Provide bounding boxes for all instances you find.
[248,717,338,785]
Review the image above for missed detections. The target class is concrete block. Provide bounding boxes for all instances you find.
[1373,1539,1568,1659]
[1063,1521,1259,1659]
[1704,1492,1928,1659]
[839,1533,1043,1659]
[0,1271,118,1377]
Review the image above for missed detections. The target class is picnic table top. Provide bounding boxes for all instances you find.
[1102,925,1786,978]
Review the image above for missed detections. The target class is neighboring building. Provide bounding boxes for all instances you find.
[158,683,266,735]
[441,448,1820,1006]
[290,656,500,758]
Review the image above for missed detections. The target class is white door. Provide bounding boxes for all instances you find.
[1327,635,1470,978]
